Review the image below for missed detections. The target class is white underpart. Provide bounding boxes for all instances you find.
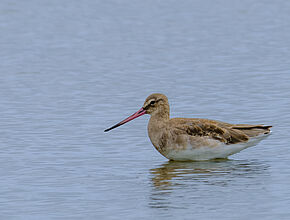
[166,132,271,161]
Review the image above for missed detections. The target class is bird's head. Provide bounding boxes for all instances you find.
[104,93,169,132]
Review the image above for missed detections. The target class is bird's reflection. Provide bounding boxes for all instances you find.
[149,159,269,210]
[150,159,268,190]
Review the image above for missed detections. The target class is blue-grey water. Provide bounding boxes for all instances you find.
[1,0,290,219]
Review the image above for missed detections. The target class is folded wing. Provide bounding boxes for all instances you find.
[170,118,271,145]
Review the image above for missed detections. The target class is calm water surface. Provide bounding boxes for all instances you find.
[1,0,290,219]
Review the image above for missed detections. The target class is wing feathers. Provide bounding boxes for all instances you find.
[232,124,272,137]
[170,119,271,144]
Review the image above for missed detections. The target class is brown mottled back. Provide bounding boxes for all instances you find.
[169,118,271,144]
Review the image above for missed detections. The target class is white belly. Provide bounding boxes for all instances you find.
[165,133,271,161]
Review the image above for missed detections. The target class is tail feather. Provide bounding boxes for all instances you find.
[232,124,272,137]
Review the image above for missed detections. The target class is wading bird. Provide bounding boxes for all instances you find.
[105,93,272,161]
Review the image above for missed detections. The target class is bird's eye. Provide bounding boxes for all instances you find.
[150,100,156,105]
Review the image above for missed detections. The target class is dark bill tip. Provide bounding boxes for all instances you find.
[104,125,119,132]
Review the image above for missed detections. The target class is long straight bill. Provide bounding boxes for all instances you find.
[104,108,146,132]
